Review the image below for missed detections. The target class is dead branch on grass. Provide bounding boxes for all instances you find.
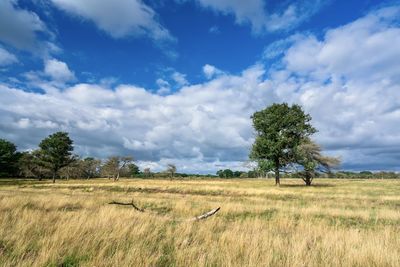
[108,200,220,221]
[108,200,145,212]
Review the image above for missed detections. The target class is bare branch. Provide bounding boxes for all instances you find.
[108,200,144,212]
[108,200,220,221]
[188,207,221,221]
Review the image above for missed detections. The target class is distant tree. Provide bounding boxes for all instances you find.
[101,157,118,179]
[0,139,21,177]
[216,169,234,178]
[250,103,316,186]
[18,150,51,180]
[59,155,82,180]
[80,157,101,179]
[247,170,258,178]
[38,132,74,183]
[233,171,243,177]
[127,163,140,177]
[143,168,152,178]
[295,139,341,186]
[166,164,177,178]
[239,172,248,178]
[101,156,134,181]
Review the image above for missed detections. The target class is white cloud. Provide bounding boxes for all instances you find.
[50,0,174,41]
[0,0,47,50]
[0,65,268,173]
[171,71,189,87]
[283,6,400,81]
[1,6,400,172]
[44,58,76,82]
[156,78,171,95]
[203,64,224,79]
[189,0,325,33]
[0,47,18,66]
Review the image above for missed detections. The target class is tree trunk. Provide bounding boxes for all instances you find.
[52,172,56,183]
[274,165,280,186]
[304,172,313,186]
[115,172,120,181]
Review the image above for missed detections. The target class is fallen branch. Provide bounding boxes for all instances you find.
[108,200,220,221]
[108,200,145,212]
[189,207,220,221]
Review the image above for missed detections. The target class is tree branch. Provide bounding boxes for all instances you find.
[108,200,220,221]
[108,200,145,212]
[188,207,221,221]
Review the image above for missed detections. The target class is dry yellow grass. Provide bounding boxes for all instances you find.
[1,178,400,266]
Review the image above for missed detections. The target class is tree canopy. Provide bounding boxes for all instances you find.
[0,139,21,177]
[38,132,74,183]
[250,103,316,185]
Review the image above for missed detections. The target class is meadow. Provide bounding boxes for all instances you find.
[0,178,400,267]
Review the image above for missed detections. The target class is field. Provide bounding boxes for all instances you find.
[1,178,400,267]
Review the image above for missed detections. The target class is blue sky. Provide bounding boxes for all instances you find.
[1,0,400,173]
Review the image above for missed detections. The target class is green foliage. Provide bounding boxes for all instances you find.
[38,132,74,181]
[127,163,140,177]
[18,150,50,179]
[250,103,316,184]
[0,139,21,177]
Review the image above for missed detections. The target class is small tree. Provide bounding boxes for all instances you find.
[295,139,340,186]
[0,139,21,177]
[19,150,51,180]
[38,132,74,183]
[143,168,152,178]
[166,164,176,179]
[59,155,82,180]
[80,157,101,179]
[101,156,133,181]
[127,163,140,177]
[250,103,316,186]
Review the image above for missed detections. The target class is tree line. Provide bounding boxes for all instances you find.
[0,132,184,182]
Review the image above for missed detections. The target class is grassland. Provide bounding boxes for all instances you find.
[0,178,400,267]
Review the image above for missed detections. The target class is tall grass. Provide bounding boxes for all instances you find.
[0,178,399,266]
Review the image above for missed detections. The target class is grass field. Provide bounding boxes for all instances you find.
[1,178,400,267]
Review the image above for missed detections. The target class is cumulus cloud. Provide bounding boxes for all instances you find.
[1,6,400,172]
[203,64,224,79]
[50,0,174,41]
[0,0,47,50]
[0,65,269,172]
[187,0,325,33]
[44,58,76,82]
[171,71,189,87]
[0,47,18,66]
[283,6,400,82]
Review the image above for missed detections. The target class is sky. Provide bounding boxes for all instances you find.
[0,0,400,174]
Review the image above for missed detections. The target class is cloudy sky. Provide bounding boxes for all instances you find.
[1,0,399,173]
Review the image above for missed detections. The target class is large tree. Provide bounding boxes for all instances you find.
[0,139,21,177]
[250,103,316,185]
[295,139,341,186]
[38,132,74,183]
